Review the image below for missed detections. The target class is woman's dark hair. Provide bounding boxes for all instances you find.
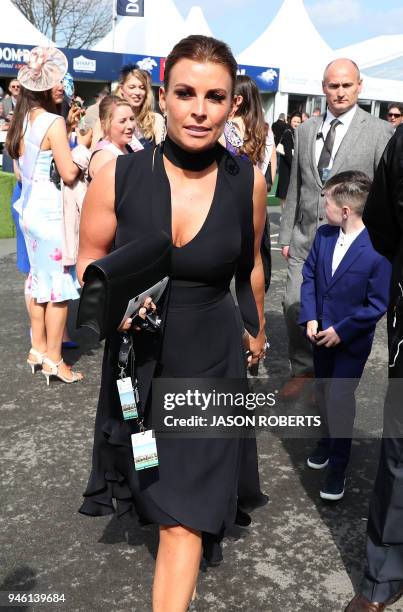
[387,101,403,114]
[289,111,302,122]
[233,75,266,165]
[164,35,237,95]
[6,86,57,159]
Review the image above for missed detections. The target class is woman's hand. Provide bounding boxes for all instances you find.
[66,105,82,134]
[76,128,92,149]
[119,297,156,332]
[244,329,267,368]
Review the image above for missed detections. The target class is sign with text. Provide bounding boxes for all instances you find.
[117,0,145,17]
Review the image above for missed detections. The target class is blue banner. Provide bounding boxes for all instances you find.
[237,64,279,93]
[117,0,144,17]
[63,48,122,82]
[121,54,280,92]
[0,42,122,82]
[121,53,161,84]
[0,42,279,93]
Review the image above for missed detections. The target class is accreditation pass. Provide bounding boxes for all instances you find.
[131,429,159,471]
[117,376,138,420]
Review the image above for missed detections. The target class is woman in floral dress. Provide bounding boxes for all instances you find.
[6,47,87,384]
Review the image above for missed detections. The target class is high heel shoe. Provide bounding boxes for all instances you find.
[27,348,45,374]
[41,357,83,385]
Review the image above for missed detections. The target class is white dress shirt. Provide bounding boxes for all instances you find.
[331,225,365,276]
[315,105,358,169]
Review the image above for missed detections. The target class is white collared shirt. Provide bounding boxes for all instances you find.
[315,105,358,169]
[331,225,365,276]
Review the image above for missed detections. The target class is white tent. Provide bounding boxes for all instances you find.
[237,0,333,96]
[333,36,403,102]
[0,0,53,46]
[336,35,403,85]
[336,35,403,70]
[182,6,214,38]
[237,0,403,105]
[93,0,185,56]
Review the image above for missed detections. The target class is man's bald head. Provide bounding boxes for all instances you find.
[323,58,360,83]
[322,58,363,117]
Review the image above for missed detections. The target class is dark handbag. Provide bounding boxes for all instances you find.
[49,158,61,190]
[76,231,172,340]
[264,161,273,189]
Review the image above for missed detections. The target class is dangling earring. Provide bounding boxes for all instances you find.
[161,113,167,144]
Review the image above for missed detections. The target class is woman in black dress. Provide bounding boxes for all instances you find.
[276,111,302,206]
[77,35,267,611]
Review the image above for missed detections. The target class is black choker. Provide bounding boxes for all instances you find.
[162,135,218,171]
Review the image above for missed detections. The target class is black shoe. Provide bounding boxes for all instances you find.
[238,493,269,513]
[235,508,252,527]
[307,446,329,470]
[320,471,346,501]
[202,532,223,567]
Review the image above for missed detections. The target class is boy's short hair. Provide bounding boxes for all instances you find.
[323,170,372,215]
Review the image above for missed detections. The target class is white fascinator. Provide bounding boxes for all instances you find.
[18,47,68,92]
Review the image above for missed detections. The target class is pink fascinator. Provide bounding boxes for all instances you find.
[18,47,68,92]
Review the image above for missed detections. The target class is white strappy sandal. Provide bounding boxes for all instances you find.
[41,357,83,385]
[27,348,45,374]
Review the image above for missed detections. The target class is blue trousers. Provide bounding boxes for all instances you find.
[313,343,367,473]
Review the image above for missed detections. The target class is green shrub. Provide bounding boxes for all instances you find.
[0,171,17,239]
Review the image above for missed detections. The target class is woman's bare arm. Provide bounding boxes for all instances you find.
[77,158,117,284]
[13,159,21,182]
[45,117,81,185]
[247,166,267,364]
[88,149,115,180]
[270,140,277,184]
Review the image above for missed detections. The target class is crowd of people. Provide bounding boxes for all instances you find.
[3,35,403,612]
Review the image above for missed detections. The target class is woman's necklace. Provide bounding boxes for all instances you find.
[162,135,218,172]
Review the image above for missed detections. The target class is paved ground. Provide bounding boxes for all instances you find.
[1,210,402,612]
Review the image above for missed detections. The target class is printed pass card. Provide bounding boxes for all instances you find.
[131,429,159,471]
[117,377,138,420]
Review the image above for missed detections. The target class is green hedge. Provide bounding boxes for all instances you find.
[268,175,281,207]
[0,171,16,239]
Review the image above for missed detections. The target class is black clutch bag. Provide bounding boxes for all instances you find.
[77,231,172,340]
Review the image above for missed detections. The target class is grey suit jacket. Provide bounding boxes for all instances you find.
[2,96,16,118]
[279,107,394,259]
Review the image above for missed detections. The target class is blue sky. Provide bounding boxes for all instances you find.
[174,0,403,54]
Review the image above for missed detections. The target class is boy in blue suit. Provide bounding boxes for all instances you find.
[299,171,391,501]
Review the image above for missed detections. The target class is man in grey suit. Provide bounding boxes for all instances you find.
[1,79,20,118]
[279,58,393,399]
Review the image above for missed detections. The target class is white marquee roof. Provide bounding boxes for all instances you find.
[237,0,403,102]
[183,6,213,38]
[336,35,403,70]
[237,0,333,88]
[1,0,52,47]
[93,0,185,56]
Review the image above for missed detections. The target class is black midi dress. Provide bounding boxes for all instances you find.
[79,144,261,536]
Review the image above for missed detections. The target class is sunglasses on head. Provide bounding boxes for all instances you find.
[388,112,401,118]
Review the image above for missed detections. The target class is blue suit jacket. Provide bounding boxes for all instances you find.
[299,225,391,359]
